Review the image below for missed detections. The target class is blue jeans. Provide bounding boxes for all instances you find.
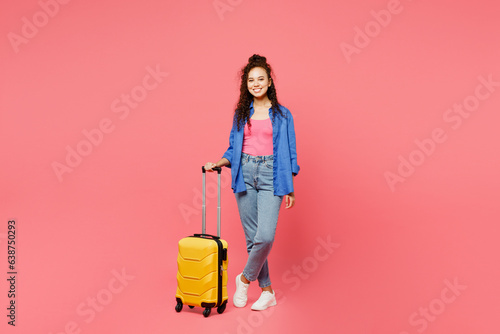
[235,152,284,288]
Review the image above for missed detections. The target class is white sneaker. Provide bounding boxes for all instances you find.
[251,290,277,311]
[233,273,250,307]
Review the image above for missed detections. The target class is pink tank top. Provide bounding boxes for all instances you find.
[241,118,273,156]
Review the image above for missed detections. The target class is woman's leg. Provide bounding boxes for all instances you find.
[233,155,259,307]
[240,157,283,288]
[246,186,283,288]
[234,155,258,282]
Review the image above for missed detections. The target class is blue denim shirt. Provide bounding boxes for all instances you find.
[222,101,300,196]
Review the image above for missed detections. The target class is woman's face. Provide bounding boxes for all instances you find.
[247,67,271,99]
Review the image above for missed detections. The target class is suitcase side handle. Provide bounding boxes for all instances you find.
[193,233,220,239]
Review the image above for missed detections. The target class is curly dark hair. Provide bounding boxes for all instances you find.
[233,54,284,131]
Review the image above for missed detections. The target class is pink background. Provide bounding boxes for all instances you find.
[2,0,500,333]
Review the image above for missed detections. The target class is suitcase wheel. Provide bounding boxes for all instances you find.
[175,301,183,313]
[188,305,195,309]
[217,300,227,314]
[203,307,211,318]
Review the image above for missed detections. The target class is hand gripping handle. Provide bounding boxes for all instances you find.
[202,166,222,173]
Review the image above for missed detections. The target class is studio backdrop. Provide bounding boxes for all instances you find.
[1,0,499,333]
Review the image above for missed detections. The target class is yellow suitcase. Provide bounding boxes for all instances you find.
[175,166,228,317]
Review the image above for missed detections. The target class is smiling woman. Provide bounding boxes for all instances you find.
[204,54,300,312]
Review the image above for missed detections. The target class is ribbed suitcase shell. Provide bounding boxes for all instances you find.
[175,166,228,316]
[175,236,228,307]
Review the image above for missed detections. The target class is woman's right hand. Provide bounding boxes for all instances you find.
[204,162,217,172]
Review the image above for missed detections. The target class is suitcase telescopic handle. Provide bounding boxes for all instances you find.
[201,165,222,237]
[202,166,222,173]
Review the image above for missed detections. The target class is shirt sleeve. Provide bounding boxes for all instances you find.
[287,111,300,176]
[221,122,235,168]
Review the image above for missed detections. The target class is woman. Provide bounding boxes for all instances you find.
[204,54,300,311]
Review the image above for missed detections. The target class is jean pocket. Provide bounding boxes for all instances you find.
[241,155,249,166]
[263,160,273,169]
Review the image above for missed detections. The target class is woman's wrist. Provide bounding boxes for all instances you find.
[216,158,229,168]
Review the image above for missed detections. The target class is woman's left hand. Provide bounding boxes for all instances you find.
[285,192,295,209]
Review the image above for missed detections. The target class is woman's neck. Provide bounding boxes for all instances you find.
[253,96,271,108]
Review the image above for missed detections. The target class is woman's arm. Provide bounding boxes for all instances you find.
[204,158,230,172]
[287,111,300,176]
[285,174,296,209]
